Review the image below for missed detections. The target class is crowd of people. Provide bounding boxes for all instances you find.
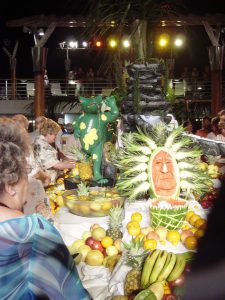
[183,109,225,142]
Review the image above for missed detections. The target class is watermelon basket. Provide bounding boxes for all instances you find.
[149,198,189,230]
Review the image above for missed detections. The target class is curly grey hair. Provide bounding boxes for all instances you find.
[0,119,30,193]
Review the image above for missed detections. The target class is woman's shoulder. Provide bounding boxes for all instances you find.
[0,214,58,239]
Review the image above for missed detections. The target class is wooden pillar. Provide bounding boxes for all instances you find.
[208,46,224,116]
[32,46,48,117]
[34,72,45,116]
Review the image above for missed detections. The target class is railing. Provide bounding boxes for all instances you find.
[0,78,224,102]
[0,78,117,100]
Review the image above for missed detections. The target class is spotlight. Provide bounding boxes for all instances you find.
[122,39,130,48]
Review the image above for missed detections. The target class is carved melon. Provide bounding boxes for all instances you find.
[148,148,180,199]
[149,198,189,230]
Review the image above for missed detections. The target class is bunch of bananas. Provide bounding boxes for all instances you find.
[141,250,186,289]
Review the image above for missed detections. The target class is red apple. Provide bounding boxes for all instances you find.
[169,273,185,288]
[162,295,177,300]
[200,199,210,209]
[85,237,96,248]
[91,240,104,252]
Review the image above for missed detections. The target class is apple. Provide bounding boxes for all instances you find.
[85,250,104,266]
[180,230,194,243]
[91,227,106,241]
[169,273,185,288]
[200,199,210,209]
[90,224,101,231]
[141,226,154,236]
[85,237,96,248]
[106,245,119,256]
[91,240,104,252]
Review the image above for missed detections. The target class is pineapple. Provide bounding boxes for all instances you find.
[77,182,90,201]
[106,205,124,241]
[69,146,93,180]
[124,239,148,296]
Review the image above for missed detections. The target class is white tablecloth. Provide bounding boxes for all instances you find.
[54,199,207,300]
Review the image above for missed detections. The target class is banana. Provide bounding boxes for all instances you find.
[141,249,161,289]
[148,250,168,284]
[167,253,186,282]
[157,252,177,282]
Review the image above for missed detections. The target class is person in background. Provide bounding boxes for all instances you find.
[195,116,211,138]
[29,115,47,144]
[216,121,225,142]
[11,114,50,186]
[61,123,81,157]
[183,182,225,300]
[183,120,193,133]
[55,117,65,151]
[12,113,30,131]
[33,118,75,183]
[207,116,220,140]
[0,121,90,300]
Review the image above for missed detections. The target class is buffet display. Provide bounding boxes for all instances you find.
[44,107,224,300]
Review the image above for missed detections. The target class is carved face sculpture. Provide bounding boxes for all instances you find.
[151,149,178,197]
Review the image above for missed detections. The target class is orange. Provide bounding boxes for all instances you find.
[184,236,198,250]
[194,229,205,239]
[194,218,206,229]
[189,214,201,226]
[185,211,195,222]
[101,236,113,248]
[126,221,140,229]
[144,239,157,251]
[131,212,142,223]
[127,226,141,237]
[166,230,181,246]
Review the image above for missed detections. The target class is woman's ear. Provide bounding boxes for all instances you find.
[5,184,16,197]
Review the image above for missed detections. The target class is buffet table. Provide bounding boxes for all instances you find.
[54,198,207,300]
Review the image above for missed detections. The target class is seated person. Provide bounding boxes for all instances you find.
[207,116,220,140]
[216,121,225,142]
[195,116,211,138]
[29,115,47,144]
[183,120,193,133]
[33,118,75,183]
[0,121,90,299]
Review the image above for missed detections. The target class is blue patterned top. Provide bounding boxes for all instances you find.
[0,214,91,300]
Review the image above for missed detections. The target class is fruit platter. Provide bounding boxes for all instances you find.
[51,122,223,300]
[63,183,124,217]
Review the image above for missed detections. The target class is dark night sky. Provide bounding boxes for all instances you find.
[0,0,225,78]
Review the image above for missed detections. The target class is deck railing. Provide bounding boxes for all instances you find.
[0,78,224,102]
[0,78,117,100]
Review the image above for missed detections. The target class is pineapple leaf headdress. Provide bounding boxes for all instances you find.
[116,122,212,202]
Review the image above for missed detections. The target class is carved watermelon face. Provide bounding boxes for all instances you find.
[148,148,180,199]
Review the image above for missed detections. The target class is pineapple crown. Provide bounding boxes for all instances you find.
[123,239,148,268]
[77,182,89,196]
[69,146,88,161]
[108,205,124,226]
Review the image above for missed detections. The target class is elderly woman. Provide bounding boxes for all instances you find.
[0,121,90,299]
[34,118,75,183]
